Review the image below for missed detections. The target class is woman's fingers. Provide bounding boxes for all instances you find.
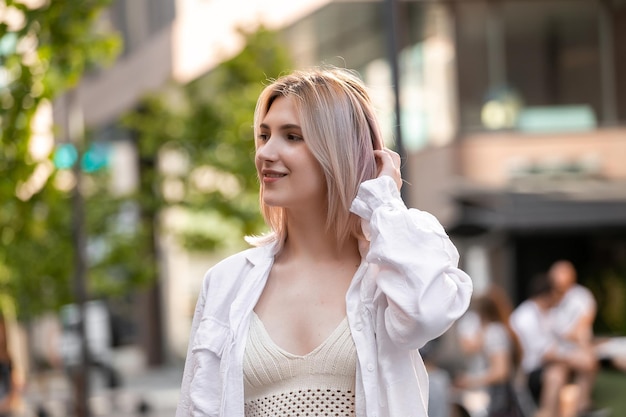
[374,148,402,190]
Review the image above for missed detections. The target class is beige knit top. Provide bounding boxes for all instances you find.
[243,312,357,417]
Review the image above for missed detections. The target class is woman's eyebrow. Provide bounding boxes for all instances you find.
[259,123,302,131]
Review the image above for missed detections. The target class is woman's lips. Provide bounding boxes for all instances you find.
[262,172,286,183]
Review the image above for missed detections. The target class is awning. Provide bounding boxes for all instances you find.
[448,185,626,236]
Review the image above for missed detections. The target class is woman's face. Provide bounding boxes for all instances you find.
[255,95,327,211]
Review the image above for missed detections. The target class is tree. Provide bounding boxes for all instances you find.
[123,27,293,252]
[0,0,120,319]
[118,27,292,364]
[1,0,293,366]
[1,2,120,416]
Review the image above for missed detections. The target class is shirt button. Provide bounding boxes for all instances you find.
[367,363,374,372]
[355,323,363,331]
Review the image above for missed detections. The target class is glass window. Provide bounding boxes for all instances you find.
[456,0,604,133]
[455,1,491,131]
[398,4,458,150]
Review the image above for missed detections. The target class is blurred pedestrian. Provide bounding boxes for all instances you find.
[176,66,473,417]
[454,285,522,417]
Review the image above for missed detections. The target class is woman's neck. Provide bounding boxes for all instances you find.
[281,210,360,265]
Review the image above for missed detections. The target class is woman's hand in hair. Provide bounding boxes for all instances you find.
[374,148,402,191]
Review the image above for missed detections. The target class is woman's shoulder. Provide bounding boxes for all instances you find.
[194,244,274,313]
[200,244,275,289]
[208,244,272,274]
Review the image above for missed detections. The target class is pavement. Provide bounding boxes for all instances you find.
[20,362,183,417]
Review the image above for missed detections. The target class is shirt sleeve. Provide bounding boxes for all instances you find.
[509,303,554,372]
[350,175,473,349]
[553,285,597,335]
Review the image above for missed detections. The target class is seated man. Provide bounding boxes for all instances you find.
[549,260,599,416]
[549,260,596,348]
[510,273,597,417]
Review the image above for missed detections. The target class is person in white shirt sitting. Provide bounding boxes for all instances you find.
[548,260,600,417]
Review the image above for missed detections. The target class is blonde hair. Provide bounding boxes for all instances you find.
[247,67,384,250]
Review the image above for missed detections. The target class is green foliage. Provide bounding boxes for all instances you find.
[0,183,75,316]
[588,263,626,336]
[123,27,293,251]
[1,0,120,170]
[0,0,120,318]
[0,3,292,319]
[593,369,626,416]
[81,169,156,297]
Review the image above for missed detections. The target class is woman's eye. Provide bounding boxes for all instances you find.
[287,134,303,141]
[257,133,269,141]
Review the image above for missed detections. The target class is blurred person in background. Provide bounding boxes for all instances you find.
[549,260,596,350]
[548,260,600,417]
[0,318,19,417]
[510,274,598,417]
[420,337,453,417]
[510,273,561,417]
[176,66,473,417]
[454,285,522,417]
[456,302,484,378]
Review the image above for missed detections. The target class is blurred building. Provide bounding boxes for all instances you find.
[52,0,338,366]
[54,0,626,365]
[416,0,626,306]
[277,0,626,308]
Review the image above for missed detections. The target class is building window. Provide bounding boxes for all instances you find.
[108,0,176,56]
[456,0,609,133]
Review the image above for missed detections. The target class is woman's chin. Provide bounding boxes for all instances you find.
[261,197,284,208]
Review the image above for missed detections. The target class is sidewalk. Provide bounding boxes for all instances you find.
[21,363,183,417]
[94,364,183,417]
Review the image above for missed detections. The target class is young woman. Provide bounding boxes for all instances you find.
[455,286,522,417]
[176,67,473,417]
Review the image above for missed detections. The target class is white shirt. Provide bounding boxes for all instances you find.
[457,311,488,374]
[483,322,511,358]
[509,300,554,373]
[551,284,596,337]
[175,176,473,417]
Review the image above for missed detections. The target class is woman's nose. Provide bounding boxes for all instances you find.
[256,136,278,161]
